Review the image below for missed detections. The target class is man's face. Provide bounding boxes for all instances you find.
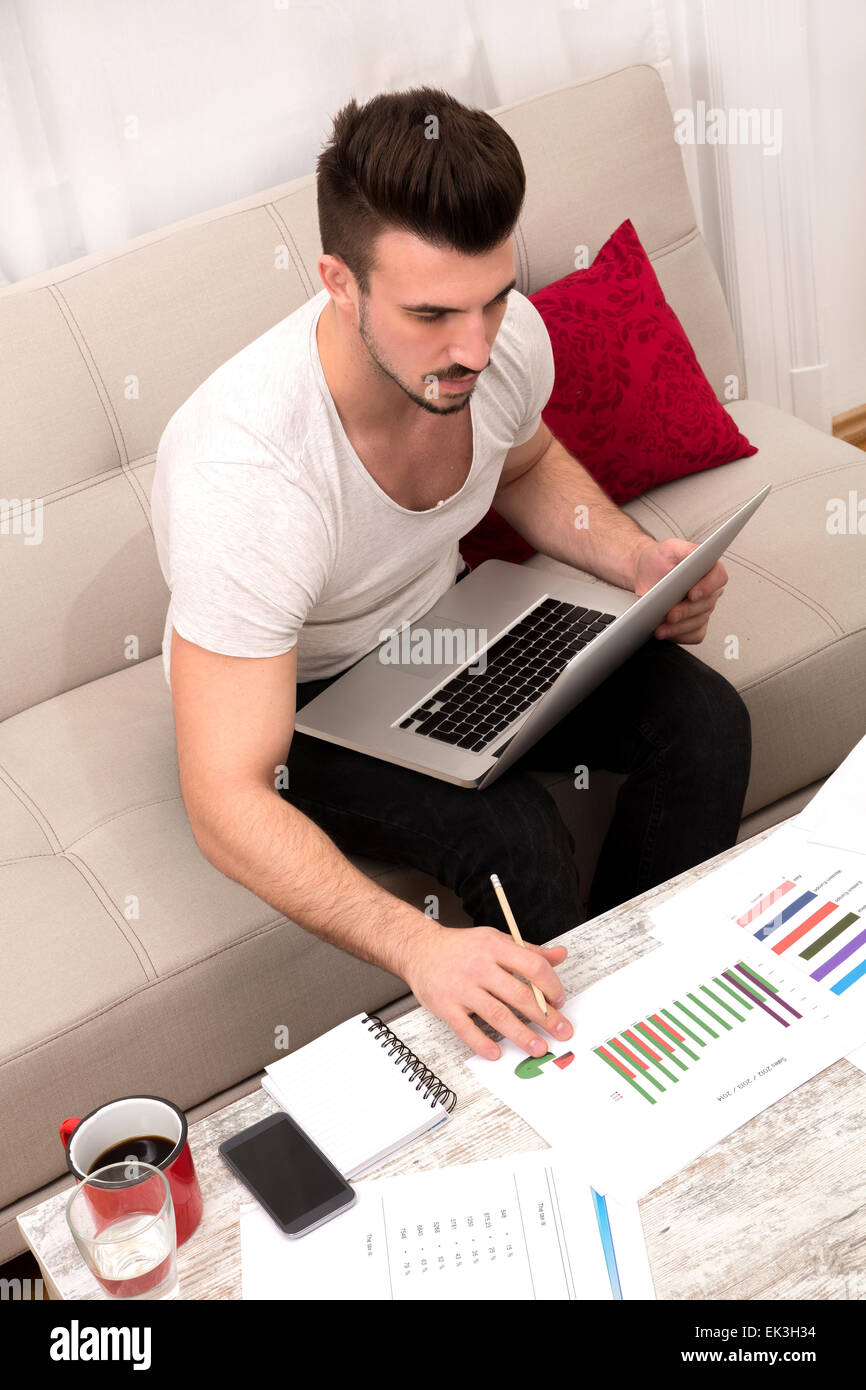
[355,227,516,417]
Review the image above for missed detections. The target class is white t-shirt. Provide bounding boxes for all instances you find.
[151,286,555,686]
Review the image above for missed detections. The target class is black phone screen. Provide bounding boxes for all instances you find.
[222,1114,350,1229]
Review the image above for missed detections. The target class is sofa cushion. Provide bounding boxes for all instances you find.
[528,219,758,503]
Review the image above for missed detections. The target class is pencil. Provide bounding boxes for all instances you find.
[489,873,549,1016]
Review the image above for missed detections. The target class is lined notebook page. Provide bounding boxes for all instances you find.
[263,1014,451,1179]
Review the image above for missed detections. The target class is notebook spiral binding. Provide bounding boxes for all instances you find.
[362,1015,458,1113]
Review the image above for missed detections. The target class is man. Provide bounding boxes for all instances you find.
[152,87,751,1066]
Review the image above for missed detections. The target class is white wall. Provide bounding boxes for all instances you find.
[0,0,672,287]
[3,0,861,419]
[666,0,866,421]
[807,0,866,416]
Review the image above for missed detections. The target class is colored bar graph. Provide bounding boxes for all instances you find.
[831,958,866,995]
[722,970,790,1026]
[594,960,803,1104]
[651,1013,682,1041]
[608,1036,653,1074]
[753,891,817,941]
[772,900,839,954]
[806,922,866,978]
[623,1030,680,1085]
[702,982,745,1023]
[732,870,866,999]
[811,923,866,982]
[737,881,797,926]
[689,991,732,1031]
[594,1046,656,1104]
[608,1039,665,1094]
[672,999,717,1039]
[713,975,754,1013]
[661,1007,708,1049]
[651,1014,700,1062]
[737,960,803,1018]
[635,1021,688,1071]
[801,913,861,963]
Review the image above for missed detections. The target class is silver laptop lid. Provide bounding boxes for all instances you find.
[478,482,771,786]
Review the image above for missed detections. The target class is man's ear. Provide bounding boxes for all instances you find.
[317,252,358,314]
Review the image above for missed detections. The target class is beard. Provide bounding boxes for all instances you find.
[357,295,474,417]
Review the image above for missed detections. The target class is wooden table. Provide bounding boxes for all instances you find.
[18,819,866,1299]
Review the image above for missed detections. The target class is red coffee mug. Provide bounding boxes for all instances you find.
[60,1094,203,1246]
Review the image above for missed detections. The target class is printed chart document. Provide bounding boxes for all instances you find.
[648,815,866,1072]
[466,917,865,1202]
[240,1148,655,1300]
[649,822,866,983]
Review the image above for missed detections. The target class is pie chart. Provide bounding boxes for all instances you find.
[514,1050,575,1079]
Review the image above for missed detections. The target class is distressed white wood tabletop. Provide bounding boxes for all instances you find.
[19,820,866,1300]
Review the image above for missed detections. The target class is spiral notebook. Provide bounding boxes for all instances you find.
[261,1013,457,1180]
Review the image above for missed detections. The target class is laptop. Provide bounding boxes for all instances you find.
[295,483,770,789]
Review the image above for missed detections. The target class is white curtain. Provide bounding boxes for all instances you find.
[0,0,671,287]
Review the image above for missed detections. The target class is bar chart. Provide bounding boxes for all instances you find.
[648,827,866,1009]
[592,958,804,1105]
[469,915,861,1199]
[736,874,866,996]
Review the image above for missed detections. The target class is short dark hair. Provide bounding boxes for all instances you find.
[316,86,525,294]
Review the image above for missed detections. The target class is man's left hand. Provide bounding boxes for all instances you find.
[632,538,727,645]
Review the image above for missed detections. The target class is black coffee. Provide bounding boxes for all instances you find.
[88,1134,175,1173]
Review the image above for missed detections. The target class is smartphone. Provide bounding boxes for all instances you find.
[219,1111,356,1237]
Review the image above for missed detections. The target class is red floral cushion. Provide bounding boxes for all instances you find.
[459,217,756,567]
[528,218,757,504]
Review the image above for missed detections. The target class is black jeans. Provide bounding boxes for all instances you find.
[283,594,752,944]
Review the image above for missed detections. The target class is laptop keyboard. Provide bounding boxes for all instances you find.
[397,596,617,753]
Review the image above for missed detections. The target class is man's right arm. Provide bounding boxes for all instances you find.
[169,627,572,1060]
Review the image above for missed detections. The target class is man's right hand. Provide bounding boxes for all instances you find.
[403,922,574,1061]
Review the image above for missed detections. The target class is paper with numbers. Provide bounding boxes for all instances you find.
[240,1147,655,1300]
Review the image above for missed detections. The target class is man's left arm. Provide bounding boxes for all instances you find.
[492,421,728,646]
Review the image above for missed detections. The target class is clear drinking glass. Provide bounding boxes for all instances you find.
[65,1159,179,1299]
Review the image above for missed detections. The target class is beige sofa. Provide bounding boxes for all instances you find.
[2,62,864,1264]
